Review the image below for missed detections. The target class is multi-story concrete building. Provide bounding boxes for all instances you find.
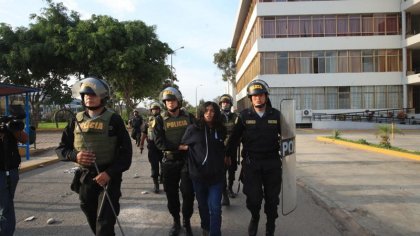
[231,0,420,124]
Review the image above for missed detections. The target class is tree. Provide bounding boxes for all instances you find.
[0,0,79,127]
[375,124,403,148]
[213,47,236,86]
[67,15,171,115]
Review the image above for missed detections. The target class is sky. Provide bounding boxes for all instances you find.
[0,0,239,107]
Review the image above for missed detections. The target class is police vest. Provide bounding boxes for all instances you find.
[73,110,117,167]
[147,115,157,141]
[162,111,193,151]
[222,112,237,145]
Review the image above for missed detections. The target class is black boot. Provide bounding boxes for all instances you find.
[266,218,275,236]
[221,189,230,206]
[248,215,259,236]
[183,218,193,236]
[169,217,181,236]
[153,178,160,193]
[228,181,237,198]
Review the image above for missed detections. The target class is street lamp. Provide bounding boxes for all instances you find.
[170,46,184,83]
[195,84,203,116]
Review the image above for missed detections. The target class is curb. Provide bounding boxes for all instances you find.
[19,158,60,174]
[316,136,420,161]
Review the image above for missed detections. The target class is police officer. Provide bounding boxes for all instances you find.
[0,117,28,236]
[56,77,132,236]
[218,94,238,206]
[139,102,164,194]
[153,87,195,236]
[129,110,143,146]
[226,79,282,236]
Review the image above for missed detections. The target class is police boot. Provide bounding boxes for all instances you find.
[183,218,193,236]
[228,181,237,198]
[221,189,230,206]
[248,215,259,236]
[169,217,181,236]
[266,218,275,236]
[153,178,160,193]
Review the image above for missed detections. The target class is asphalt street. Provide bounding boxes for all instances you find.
[12,129,420,235]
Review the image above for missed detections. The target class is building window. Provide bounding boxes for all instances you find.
[338,86,350,109]
[362,50,374,72]
[260,13,400,38]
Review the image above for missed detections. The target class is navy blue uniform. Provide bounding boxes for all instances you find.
[227,106,282,227]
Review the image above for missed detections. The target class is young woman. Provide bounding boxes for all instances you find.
[180,101,228,236]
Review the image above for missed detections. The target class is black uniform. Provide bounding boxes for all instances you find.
[129,114,143,145]
[141,115,163,181]
[153,109,195,229]
[56,109,132,236]
[222,111,238,192]
[227,105,282,231]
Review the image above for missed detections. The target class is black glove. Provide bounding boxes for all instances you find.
[8,120,25,131]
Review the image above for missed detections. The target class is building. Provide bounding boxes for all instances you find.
[231,0,420,124]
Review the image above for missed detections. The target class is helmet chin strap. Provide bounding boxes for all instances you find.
[254,103,266,109]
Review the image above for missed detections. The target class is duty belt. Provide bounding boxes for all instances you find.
[164,151,184,161]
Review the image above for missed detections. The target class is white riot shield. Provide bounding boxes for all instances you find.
[280,99,297,215]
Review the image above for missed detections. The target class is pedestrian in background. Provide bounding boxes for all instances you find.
[139,102,164,193]
[129,110,143,147]
[180,101,227,236]
[226,79,282,236]
[0,117,28,236]
[56,77,132,236]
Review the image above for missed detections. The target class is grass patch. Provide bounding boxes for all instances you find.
[324,136,420,156]
[37,122,68,129]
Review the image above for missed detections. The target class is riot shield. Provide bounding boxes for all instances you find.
[280,99,297,215]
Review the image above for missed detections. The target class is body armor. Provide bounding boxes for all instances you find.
[73,110,117,167]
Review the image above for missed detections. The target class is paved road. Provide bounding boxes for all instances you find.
[14,129,420,235]
[14,135,343,236]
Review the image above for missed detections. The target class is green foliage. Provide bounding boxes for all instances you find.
[374,124,404,148]
[332,129,342,139]
[213,48,236,84]
[358,139,369,145]
[0,0,171,123]
[38,122,67,129]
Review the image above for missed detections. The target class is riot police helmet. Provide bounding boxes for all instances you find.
[246,79,269,97]
[160,87,183,105]
[219,94,233,106]
[149,102,161,111]
[72,77,110,109]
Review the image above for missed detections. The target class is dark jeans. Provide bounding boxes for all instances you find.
[147,144,163,179]
[79,171,122,236]
[0,169,19,236]
[162,159,194,220]
[192,180,223,236]
[242,158,282,220]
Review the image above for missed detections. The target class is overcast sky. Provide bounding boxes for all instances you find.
[0,0,239,107]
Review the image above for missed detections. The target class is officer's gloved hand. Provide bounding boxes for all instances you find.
[8,120,25,132]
